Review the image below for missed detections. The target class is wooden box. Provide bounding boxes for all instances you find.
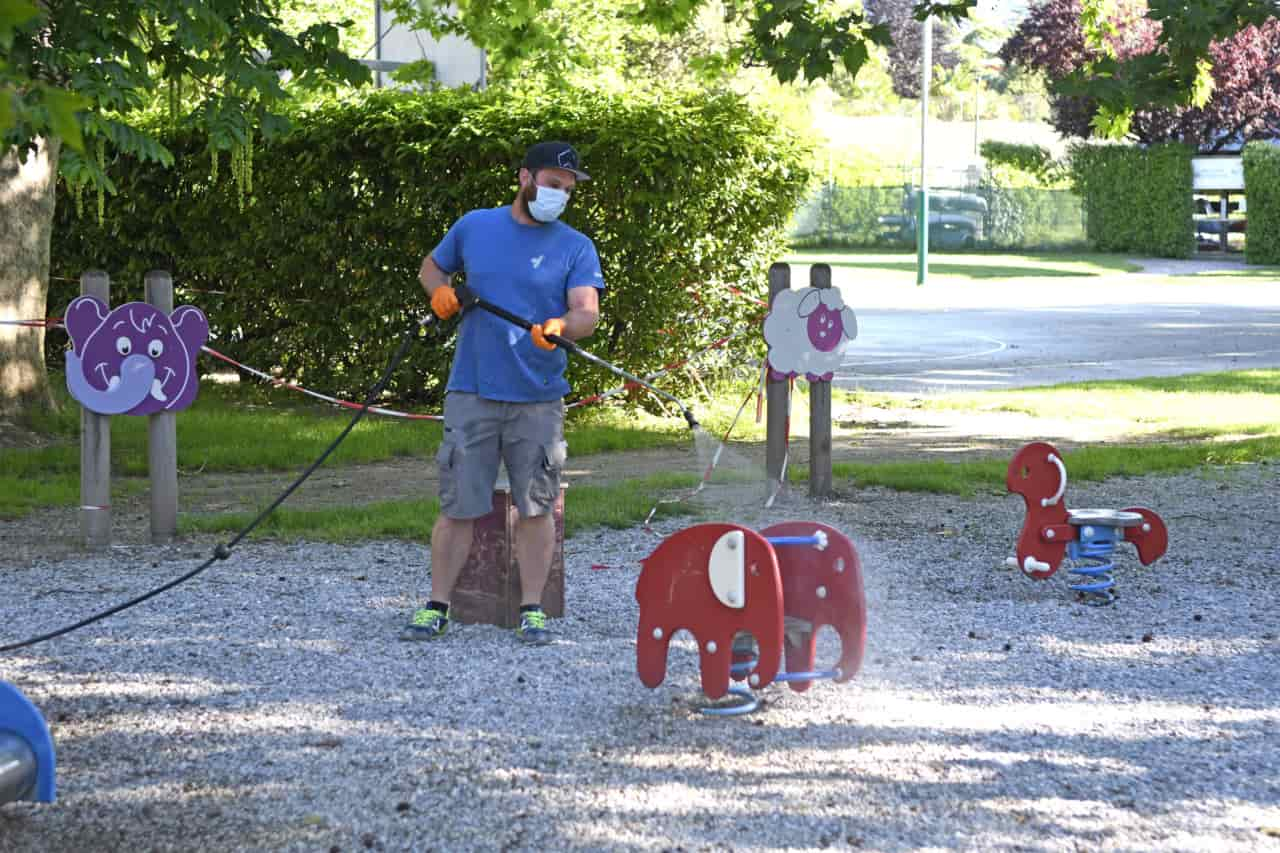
[449,484,566,629]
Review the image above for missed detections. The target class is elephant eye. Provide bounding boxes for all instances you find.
[115,336,131,355]
[148,339,164,358]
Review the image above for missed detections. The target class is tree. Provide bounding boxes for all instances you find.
[1001,0,1280,150]
[383,0,978,87]
[3,0,979,416]
[1059,0,1279,137]
[864,0,960,99]
[0,1,369,415]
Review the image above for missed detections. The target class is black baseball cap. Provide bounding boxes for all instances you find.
[522,141,590,181]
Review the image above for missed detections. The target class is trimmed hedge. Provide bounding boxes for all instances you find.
[980,140,1067,188]
[790,184,905,248]
[1243,142,1280,265]
[50,87,812,406]
[1068,143,1195,259]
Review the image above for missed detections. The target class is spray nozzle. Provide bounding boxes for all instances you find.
[683,409,701,431]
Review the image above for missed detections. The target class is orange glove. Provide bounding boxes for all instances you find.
[430,285,460,320]
[531,317,565,351]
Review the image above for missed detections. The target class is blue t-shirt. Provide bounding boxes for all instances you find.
[431,206,605,402]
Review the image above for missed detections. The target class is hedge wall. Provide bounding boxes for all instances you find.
[50,87,812,407]
[1068,142,1195,258]
[1243,142,1280,265]
[980,140,1067,188]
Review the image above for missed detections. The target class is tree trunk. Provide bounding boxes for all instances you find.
[0,136,61,418]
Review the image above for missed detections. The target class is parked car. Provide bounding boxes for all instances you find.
[1194,217,1246,252]
[878,212,981,249]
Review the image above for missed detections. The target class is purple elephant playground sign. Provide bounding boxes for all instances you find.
[64,296,209,416]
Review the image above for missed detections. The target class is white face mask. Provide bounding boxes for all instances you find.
[528,184,569,223]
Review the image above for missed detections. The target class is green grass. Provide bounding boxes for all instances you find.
[179,471,703,541]
[788,435,1280,496]
[9,356,1280,534]
[10,379,447,477]
[1183,266,1280,278]
[814,369,1280,494]
[848,369,1280,441]
[0,379,694,519]
[784,249,1145,278]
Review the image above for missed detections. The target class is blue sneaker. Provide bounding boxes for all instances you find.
[399,607,449,641]
[516,609,552,645]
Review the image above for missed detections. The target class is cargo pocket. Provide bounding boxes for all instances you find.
[529,440,567,510]
[436,440,458,511]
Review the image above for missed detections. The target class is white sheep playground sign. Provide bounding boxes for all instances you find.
[763,286,858,381]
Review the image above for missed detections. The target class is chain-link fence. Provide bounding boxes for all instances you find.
[790,182,1087,250]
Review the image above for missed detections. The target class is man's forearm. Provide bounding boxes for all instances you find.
[419,256,452,297]
[559,308,599,342]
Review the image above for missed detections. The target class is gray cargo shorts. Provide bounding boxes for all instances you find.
[436,392,567,520]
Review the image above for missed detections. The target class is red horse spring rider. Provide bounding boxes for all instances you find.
[1007,441,1168,605]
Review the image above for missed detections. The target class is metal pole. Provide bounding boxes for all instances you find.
[79,270,111,549]
[374,0,383,88]
[917,15,932,286]
[974,85,980,158]
[145,270,178,544]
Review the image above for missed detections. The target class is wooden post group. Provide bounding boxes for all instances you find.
[78,269,181,548]
[764,262,835,501]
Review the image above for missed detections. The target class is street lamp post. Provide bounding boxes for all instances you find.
[918,14,932,286]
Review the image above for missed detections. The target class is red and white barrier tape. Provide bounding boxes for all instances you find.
[0,318,63,328]
[11,313,762,426]
[200,345,445,421]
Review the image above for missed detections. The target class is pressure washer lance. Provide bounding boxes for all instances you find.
[453,284,701,431]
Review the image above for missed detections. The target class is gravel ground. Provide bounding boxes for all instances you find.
[2,463,1279,852]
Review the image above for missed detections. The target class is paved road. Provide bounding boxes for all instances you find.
[819,270,1280,394]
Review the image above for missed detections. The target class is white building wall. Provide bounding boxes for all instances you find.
[374,2,485,89]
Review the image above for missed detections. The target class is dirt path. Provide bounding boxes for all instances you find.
[1,398,1171,568]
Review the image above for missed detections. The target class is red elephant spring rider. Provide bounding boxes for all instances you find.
[635,521,867,715]
[1006,441,1168,605]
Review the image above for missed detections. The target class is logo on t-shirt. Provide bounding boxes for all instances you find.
[531,255,545,269]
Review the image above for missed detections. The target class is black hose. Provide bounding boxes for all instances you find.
[1,316,433,653]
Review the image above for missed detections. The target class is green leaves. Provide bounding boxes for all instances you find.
[40,89,90,151]
[49,85,812,411]
[1068,142,1195,258]
[5,1,373,217]
[980,141,1065,186]
[0,0,37,48]
[1242,142,1280,265]
[2,0,85,145]
[1067,0,1275,121]
[402,0,974,90]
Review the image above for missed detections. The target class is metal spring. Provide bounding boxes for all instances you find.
[700,646,839,717]
[1066,529,1119,606]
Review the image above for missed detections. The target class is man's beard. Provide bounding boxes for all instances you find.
[518,181,536,219]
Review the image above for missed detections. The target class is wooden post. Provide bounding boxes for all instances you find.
[809,263,833,499]
[765,263,791,484]
[145,270,178,544]
[79,270,111,549]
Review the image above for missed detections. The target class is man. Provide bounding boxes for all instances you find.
[401,141,603,645]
